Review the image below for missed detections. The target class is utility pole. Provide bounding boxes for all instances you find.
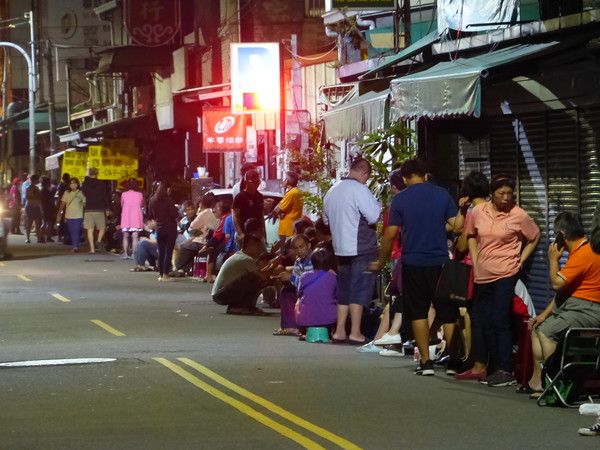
[402,0,411,47]
[1,48,8,185]
[45,40,57,159]
[0,41,35,177]
[25,10,37,174]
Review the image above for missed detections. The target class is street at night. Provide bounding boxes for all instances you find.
[0,236,597,449]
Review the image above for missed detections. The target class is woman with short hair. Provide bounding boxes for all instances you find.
[465,174,540,387]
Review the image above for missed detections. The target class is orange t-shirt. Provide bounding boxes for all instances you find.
[558,238,600,303]
[466,202,539,283]
[277,187,303,237]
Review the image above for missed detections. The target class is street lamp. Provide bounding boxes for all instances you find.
[0,10,36,175]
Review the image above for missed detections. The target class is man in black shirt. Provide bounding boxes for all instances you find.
[232,169,265,242]
[81,167,110,253]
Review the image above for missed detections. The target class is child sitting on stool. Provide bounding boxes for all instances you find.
[295,248,338,337]
[273,234,312,336]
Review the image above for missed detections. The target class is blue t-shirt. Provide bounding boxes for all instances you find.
[388,182,457,267]
[223,214,237,253]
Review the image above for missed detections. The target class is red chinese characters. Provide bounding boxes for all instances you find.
[124,0,180,46]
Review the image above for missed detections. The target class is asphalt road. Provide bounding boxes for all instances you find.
[0,235,597,449]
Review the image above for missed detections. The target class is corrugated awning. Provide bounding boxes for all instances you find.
[390,42,559,119]
[322,89,389,141]
[361,31,439,80]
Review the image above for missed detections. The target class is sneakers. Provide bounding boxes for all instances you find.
[445,359,462,376]
[374,333,402,346]
[578,421,600,436]
[415,359,435,376]
[379,348,403,357]
[356,341,382,353]
[484,370,517,387]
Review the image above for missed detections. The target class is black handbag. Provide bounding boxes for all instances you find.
[435,259,473,307]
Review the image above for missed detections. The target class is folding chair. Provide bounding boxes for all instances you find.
[538,328,600,407]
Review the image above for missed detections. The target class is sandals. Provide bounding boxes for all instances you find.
[516,384,543,395]
[273,328,300,336]
[130,266,146,272]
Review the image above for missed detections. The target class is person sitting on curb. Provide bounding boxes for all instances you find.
[130,219,158,272]
[525,212,600,397]
[211,235,281,315]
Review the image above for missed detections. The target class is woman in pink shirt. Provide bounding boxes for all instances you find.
[465,174,540,387]
[120,179,145,259]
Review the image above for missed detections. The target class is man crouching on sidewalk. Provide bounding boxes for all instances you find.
[212,235,281,315]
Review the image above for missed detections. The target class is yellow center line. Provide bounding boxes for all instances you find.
[91,320,126,336]
[51,293,71,303]
[17,274,32,281]
[154,358,325,450]
[178,358,361,450]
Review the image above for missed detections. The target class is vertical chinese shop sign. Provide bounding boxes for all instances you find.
[202,108,247,153]
[124,0,180,47]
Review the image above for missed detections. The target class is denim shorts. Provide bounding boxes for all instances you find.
[337,253,376,307]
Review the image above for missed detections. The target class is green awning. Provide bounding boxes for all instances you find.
[361,31,439,80]
[15,111,69,130]
[390,42,559,119]
[322,89,390,141]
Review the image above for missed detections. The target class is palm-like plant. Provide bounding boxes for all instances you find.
[357,120,416,207]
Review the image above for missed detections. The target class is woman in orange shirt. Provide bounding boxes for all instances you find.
[465,174,540,387]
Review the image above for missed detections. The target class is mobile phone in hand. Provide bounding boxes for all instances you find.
[555,231,566,249]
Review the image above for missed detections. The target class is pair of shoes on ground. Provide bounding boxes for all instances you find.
[374,332,402,346]
[415,359,461,376]
[578,421,600,436]
[479,370,516,387]
[356,341,404,356]
[158,275,174,281]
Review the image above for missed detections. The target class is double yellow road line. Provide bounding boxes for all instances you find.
[155,358,362,450]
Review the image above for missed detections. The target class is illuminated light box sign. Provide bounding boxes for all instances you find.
[231,43,281,114]
[202,107,247,153]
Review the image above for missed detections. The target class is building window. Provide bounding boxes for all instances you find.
[306,0,325,18]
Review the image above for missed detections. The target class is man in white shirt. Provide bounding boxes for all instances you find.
[323,158,381,344]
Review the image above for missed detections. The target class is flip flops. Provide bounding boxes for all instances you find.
[516,383,543,395]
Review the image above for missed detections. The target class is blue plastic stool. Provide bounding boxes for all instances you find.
[305,327,330,343]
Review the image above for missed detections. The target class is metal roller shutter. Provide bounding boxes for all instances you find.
[489,106,600,312]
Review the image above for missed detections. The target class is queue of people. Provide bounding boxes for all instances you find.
[4,158,600,437]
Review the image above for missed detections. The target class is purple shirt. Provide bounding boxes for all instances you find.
[295,270,337,327]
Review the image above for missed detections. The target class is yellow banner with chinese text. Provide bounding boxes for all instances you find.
[61,150,89,180]
[89,139,139,180]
